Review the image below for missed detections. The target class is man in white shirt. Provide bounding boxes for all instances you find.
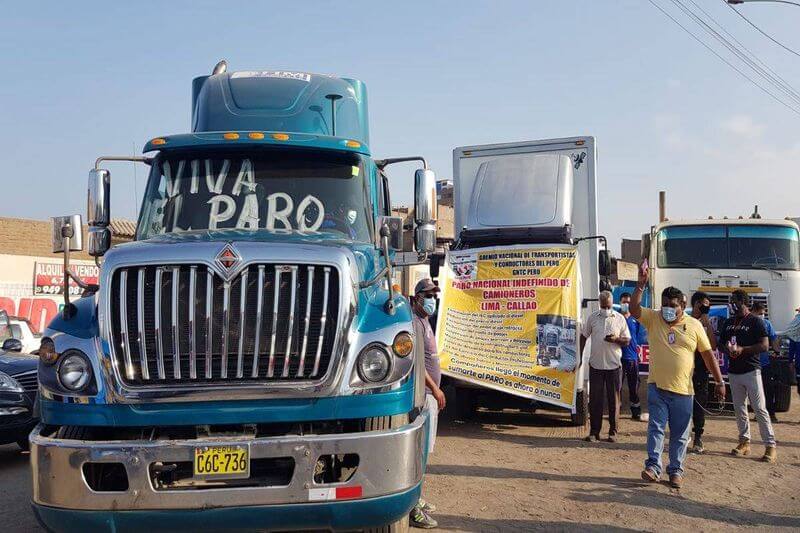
[580,290,631,442]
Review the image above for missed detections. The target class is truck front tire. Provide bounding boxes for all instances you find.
[571,389,588,426]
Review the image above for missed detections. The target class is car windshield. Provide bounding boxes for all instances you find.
[137,149,373,242]
[657,224,800,270]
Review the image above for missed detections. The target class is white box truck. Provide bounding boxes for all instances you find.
[436,136,610,425]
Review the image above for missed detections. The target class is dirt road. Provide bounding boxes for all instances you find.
[423,399,800,531]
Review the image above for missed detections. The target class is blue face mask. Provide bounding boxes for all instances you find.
[422,297,437,316]
[620,303,630,314]
[661,306,678,322]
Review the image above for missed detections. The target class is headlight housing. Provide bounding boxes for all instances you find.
[0,371,23,393]
[57,351,93,392]
[39,337,58,365]
[356,345,392,383]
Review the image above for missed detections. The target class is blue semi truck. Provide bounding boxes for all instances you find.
[30,62,436,532]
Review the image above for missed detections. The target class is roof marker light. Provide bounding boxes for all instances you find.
[224,132,240,140]
[345,140,361,148]
[248,132,265,140]
[272,133,290,141]
[151,138,167,145]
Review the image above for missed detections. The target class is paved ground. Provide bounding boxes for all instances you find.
[3,395,800,532]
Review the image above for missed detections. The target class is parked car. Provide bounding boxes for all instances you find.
[0,349,39,450]
[7,317,42,354]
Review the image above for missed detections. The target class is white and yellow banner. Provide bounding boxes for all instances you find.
[437,245,579,409]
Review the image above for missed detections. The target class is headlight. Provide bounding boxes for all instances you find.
[57,351,93,392]
[39,337,58,365]
[0,372,23,393]
[392,332,414,358]
[356,345,392,383]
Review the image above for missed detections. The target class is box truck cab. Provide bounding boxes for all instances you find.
[438,137,609,424]
[30,63,437,533]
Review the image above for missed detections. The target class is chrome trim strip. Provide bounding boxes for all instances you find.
[236,269,248,378]
[267,267,281,378]
[154,268,165,380]
[205,268,214,380]
[136,268,149,380]
[118,270,134,380]
[171,266,181,380]
[297,265,314,376]
[281,266,298,377]
[251,265,265,378]
[312,267,331,377]
[220,280,231,379]
[189,266,197,380]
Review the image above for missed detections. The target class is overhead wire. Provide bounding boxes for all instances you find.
[687,0,800,103]
[670,0,800,106]
[723,0,800,59]
[647,0,800,116]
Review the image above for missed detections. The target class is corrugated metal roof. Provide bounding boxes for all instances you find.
[109,219,137,239]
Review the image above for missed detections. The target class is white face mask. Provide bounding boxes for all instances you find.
[601,308,613,317]
[347,209,357,224]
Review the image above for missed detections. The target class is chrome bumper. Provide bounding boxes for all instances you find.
[31,413,427,511]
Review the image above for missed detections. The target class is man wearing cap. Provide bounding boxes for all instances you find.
[409,278,446,528]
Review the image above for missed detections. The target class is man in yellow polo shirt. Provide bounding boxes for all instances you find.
[630,264,725,489]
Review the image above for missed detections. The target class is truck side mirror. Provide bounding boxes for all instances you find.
[51,215,84,253]
[379,216,404,251]
[87,169,111,256]
[414,168,437,253]
[598,249,611,277]
[641,233,652,260]
[88,169,111,227]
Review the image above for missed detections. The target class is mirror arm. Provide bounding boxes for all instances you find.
[95,156,153,170]
[61,225,76,319]
[357,224,398,315]
[573,234,608,250]
[374,156,428,170]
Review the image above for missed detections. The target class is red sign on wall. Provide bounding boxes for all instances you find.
[33,262,99,296]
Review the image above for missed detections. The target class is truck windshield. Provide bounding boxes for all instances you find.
[137,149,373,242]
[657,224,800,270]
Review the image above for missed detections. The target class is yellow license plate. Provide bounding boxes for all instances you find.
[193,445,250,479]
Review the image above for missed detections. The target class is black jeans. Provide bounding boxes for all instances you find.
[762,364,777,415]
[589,366,622,436]
[692,370,709,438]
[621,359,641,417]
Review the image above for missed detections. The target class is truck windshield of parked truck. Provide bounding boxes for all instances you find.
[137,149,373,242]
[657,224,800,270]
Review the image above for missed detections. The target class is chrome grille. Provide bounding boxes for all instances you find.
[706,293,769,318]
[109,264,339,386]
[13,370,38,393]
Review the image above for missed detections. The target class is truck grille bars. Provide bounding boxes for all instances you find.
[109,264,339,386]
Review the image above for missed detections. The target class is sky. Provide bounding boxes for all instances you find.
[2,0,800,255]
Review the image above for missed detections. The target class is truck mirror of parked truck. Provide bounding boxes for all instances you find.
[87,169,111,227]
[50,215,84,254]
[87,227,111,257]
[2,338,23,353]
[414,168,437,253]
[598,249,611,277]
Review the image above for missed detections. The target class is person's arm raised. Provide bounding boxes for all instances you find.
[630,261,648,320]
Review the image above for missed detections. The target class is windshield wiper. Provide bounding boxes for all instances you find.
[672,261,712,274]
[735,264,783,278]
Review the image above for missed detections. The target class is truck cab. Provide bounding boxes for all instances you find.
[30,64,437,532]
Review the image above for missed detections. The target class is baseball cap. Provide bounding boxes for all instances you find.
[414,278,440,295]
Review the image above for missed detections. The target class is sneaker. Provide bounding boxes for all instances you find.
[731,438,750,457]
[691,437,704,454]
[769,413,779,424]
[761,446,777,463]
[607,433,618,443]
[419,499,437,513]
[631,413,642,421]
[641,468,659,483]
[669,474,683,489]
[584,434,599,442]
[410,504,438,529]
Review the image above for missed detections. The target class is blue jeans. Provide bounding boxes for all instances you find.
[645,384,693,477]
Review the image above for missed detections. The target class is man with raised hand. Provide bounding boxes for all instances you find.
[630,263,725,489]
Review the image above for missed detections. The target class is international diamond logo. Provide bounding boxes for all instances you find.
[215,243,241,277]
